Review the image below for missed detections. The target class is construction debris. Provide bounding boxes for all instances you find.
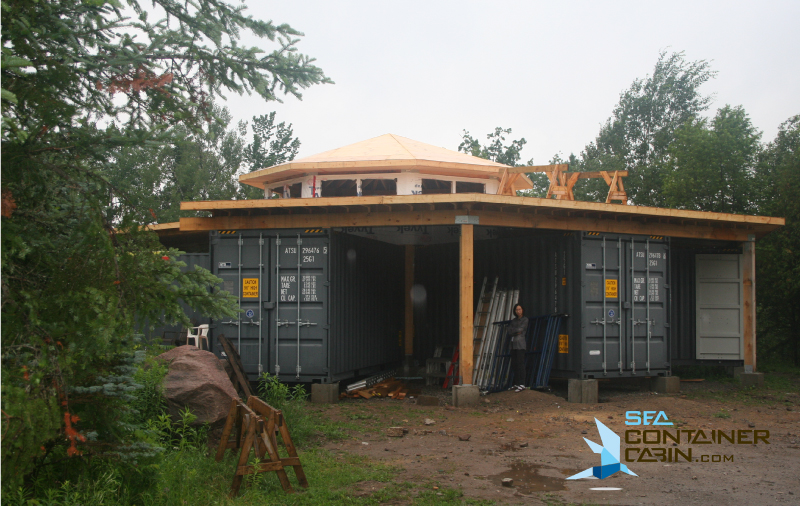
[340,375,420,400]
[345,369,396,393]
[386,427,406,437]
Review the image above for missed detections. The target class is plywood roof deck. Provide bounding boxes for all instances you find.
[239,133,533,192]
[177,193,784,242]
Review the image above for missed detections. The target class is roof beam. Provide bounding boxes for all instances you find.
[179,209,756,241]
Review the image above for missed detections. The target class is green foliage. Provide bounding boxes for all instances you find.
[458,127,531,167]
[244,112,301,173]
[1,0,328,490]
[661,105,762,213]
[568,50,716,205]
[103,108,301,223]
[257,372,308,409]
[457,127,550,196]
[129,356,169,425]
[147,408,209,451]
[755,115,800,366]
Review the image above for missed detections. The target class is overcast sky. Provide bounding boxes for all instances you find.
[221,1,800,165]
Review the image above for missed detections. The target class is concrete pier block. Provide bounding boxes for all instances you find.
[568,379,598,404]
[452,385,480,407]
[650,376,680,394]
[311,382,340,404]
[738,372,764,388]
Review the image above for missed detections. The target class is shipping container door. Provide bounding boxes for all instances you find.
[212,233,270,378]
[582,236,624,375]
[627,238,669,374]
[695,254,743,360]
[270,233,329,381]
[582,235,669,376]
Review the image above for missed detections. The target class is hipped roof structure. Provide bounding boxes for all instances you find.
[239,133,534,191]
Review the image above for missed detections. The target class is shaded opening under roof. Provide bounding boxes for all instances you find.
[361,178,397,196]
[269,182,301,198]
[456,181,485,194]
[322,179,358,197]
[422,179,452,195]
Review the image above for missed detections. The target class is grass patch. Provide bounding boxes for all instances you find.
[10,369,490,506]
[713,410,732,419]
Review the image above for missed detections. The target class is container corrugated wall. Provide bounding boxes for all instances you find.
[328,232,405,381]
[670,247,696,364]
[474,232,578,375]
[413,242,460,361]
[411,231,576,364]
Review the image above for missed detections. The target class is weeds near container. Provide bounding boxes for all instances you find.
[714,410,732,419]
[257,372,307,408]
[147,407,209,450]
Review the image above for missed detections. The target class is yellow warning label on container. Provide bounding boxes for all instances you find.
[242,278,259,298]
[605,279,618,298]
[558,334,569,354]
[562,277,567,286]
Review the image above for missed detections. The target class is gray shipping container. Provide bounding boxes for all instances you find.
[154,226,745,385]
[210,229,404,383]
[565,233,670,378]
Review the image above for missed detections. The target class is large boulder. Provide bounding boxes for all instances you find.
[156,345,239,426]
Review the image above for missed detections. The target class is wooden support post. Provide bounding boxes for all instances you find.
[459,224,474,385]
[404,244,415,357]
[743,235,757,372]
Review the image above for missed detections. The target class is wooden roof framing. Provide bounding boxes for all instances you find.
[176,193,784,241]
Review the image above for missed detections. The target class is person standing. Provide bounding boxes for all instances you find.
[508,303,529,392]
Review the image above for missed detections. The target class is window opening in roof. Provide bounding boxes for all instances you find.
[271,182,301,198]
[360,179,397,196]
[421,179,452,195]
[455,181,485,194]
[321,179,358,197]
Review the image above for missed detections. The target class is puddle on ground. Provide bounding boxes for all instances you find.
[488,463,581,494]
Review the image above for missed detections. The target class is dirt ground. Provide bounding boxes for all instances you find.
[318,378,800,505]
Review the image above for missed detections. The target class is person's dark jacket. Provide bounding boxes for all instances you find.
[508,316,529,350]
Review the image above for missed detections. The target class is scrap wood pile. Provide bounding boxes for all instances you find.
[340,370,421,400]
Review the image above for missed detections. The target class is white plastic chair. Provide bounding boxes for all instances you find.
[186,324,210,350]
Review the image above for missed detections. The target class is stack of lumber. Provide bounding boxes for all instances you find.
[340,378,419,400]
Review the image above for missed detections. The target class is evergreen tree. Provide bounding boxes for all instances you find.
[1,0,330,488]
